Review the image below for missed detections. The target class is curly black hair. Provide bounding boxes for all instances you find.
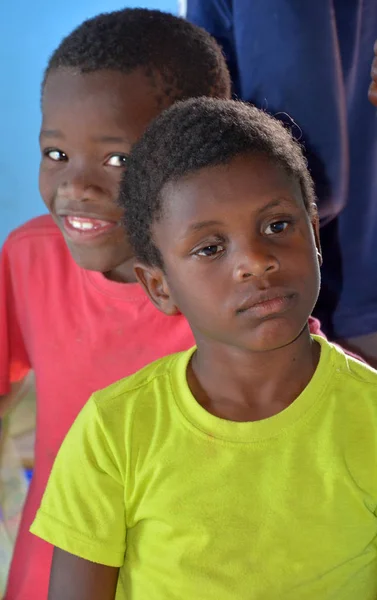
[43,9,230,104]
[120,98,317,268]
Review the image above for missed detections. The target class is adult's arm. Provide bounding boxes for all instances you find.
[184,0,240,95]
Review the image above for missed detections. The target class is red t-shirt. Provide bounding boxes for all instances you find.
[1,215,323,599]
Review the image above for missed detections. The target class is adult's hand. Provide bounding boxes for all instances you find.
[368,40,377,107]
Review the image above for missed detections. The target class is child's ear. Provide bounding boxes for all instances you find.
[310,203,323,266]
[134,263,179,316]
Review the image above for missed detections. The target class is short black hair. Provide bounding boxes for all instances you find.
[43,9,230,104]
[121,98,317,268]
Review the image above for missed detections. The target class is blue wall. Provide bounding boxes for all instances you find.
[0,1,177,244]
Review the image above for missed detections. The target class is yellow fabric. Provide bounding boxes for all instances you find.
[31,336,377,599]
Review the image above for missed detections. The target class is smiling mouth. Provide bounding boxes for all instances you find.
[61,215,121,241]
[237,293,296,318]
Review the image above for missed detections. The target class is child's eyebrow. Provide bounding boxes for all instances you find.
[183,199,295,236]
[39,132,130,144]
[92,135,130,144]
[185,220,223,234]
[259,198,295,213]
[184,199,295,235]
[39,129,63,139]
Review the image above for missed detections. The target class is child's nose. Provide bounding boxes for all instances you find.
[233,244,279,281]
[59,164,103,202]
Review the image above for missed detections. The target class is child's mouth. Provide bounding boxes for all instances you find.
[237,293,297,319]
[62,215,121,241]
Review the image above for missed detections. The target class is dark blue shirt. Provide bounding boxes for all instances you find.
[186,0,377,339]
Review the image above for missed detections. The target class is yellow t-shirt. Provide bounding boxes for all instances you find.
[31,336,377,599]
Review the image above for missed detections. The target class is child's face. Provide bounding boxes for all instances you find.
[143,154,321,353]
[40,68,165,277]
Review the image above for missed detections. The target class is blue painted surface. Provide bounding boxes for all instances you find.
[24,469,33,484]
[0,0,176,244]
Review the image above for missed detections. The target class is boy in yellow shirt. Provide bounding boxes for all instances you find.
[31,99,377,599]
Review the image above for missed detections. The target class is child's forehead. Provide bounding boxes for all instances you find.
[157,155,305,229]
[165,155,301,206]
[42,68,168,134]
[42,67,166,113]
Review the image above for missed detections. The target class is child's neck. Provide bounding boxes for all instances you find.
[187,327,320,422]
[104,258,138,283]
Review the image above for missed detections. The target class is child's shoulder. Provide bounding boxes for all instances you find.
[92,349,191,415]
[3,214,63,252]
[6,214,59,240]
[322,336,377,395]
[2,215,74,282]
[94,351,185,399]
[333,343,377,382]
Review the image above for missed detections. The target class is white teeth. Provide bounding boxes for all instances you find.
[68,218,95,230]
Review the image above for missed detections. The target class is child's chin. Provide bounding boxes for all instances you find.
[243,318,307,353]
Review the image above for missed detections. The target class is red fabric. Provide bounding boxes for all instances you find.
[1,215,325,599]
[2,216,194,599]
[307,316,323,337]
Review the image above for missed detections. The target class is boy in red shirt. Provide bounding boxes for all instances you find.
[0,8,323,599]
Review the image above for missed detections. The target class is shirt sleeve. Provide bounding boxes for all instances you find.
[0,240,31,395]
[185,0,240,97]
[30,396,126,567]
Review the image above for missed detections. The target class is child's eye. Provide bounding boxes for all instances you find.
[264,221,289,235]
[196,244,224,257]
[44,148,67,162]
[105,154,128,168]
